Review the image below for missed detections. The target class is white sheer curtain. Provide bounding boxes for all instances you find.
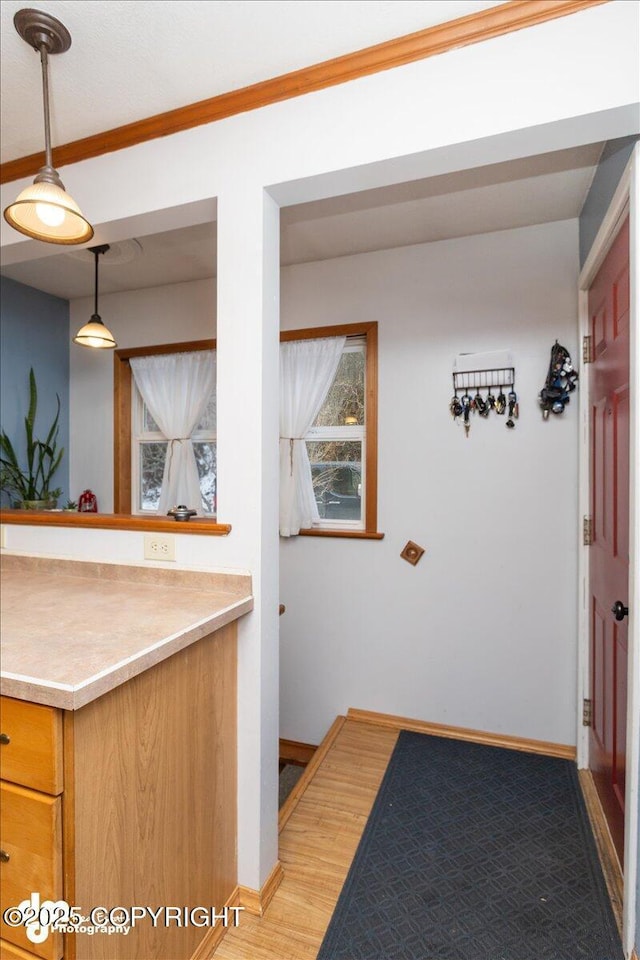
[130,351,215,515]
[280,336,346,537]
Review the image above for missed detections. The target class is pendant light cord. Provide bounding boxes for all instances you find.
[38,44,53,169]
[94,249,100,317]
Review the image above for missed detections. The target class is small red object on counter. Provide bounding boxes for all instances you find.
[78,489,98,512]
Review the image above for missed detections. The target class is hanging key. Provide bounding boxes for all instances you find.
[449,395,463,420]
[507,390,519,420]
[474,390,489,417]
[486,391,496,412]
[495,389,506,415]
[461,394,472,437]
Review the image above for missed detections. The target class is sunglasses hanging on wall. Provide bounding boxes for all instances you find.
[538,341,578,419]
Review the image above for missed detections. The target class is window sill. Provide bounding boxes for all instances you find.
[297,528,384,540]
[0,510,231,536]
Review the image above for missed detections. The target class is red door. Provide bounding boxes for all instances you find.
[589,215,630,867]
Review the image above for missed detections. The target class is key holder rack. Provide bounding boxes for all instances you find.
[450,363,518,436]
[452,367,514,393]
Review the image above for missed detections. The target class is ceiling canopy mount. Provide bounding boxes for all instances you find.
[13,8,71,55]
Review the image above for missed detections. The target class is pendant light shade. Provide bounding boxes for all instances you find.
[73,317,117,349]
[343,402,359,426]
[3,9,94,245]
[5,173,94,245]
[73,245,117,349]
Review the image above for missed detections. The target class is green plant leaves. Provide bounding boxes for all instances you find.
[0,367,65,504]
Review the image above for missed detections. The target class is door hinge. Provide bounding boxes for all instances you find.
[582,334,594,364]
[583,698,593,727]
[583,516,594,546]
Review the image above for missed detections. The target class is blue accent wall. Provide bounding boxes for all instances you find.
[579,136,638,267]
[0,276,70,505]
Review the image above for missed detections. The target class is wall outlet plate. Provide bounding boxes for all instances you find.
[143,533,176,562]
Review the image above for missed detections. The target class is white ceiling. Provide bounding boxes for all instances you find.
[0,1,603,299]
[0,0,507,164]
[0,143,603,299]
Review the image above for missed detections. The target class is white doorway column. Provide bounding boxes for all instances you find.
[216,183,280,890]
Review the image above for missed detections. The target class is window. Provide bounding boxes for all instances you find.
[113,339,216,515]
[132,380,216,515]
[114,325,379,538]
[307,339,365,528]
[281,322,380,538]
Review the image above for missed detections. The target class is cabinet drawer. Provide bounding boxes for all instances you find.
[1,938,49,959]
[0,699,62,795]
[0,783,62,960]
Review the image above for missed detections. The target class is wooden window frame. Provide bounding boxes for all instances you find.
[113,324,381,540]
[114,339,216,514]
[0,340,229,537]
[280,321,382,541]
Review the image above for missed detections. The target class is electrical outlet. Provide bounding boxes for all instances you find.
[143,533,175,562]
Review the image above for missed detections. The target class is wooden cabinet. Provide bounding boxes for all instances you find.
[0,621,237,960]
[0,700,62,796]
[1,784,62,907]
[0,703,64,960]
[1,941,46,959]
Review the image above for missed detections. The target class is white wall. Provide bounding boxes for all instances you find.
[69,278,215,511]
[280,219,580,747]
[67,219,580,748]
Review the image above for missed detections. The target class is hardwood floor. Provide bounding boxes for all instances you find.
[211,717,398,959]
[212,716,623,960]
[578,768,623,932]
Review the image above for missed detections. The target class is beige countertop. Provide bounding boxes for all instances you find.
[0,554,253,710]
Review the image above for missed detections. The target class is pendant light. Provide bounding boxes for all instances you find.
[73,245,117,349]
[3,9,94,245]
[343,401,359,426]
